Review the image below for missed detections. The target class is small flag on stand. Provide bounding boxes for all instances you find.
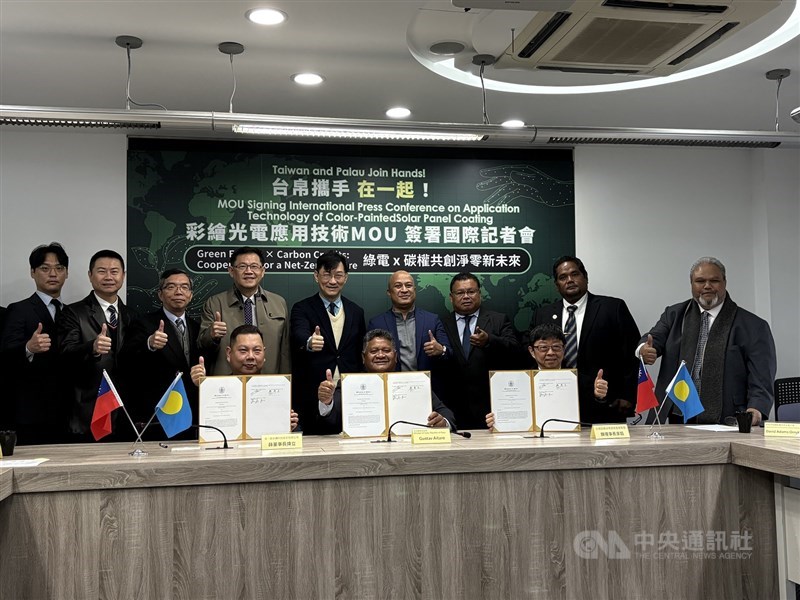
[665,361,704,422]
[155,373,193,438]
[91,370,124,441]
[636,358,659,413]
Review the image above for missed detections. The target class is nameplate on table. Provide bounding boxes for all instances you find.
[261,432,303,450]
[411,428,451,444]
[590,424,630,440]
[763,422,800,438]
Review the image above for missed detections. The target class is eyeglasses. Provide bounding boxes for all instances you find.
[452,289,479,298]
[36,265,66,274]
[232,263,264,272]
[161,283,192,292]
[318,271,347,282]
[533,344,564,353]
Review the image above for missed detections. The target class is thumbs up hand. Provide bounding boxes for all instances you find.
[423,329,445,357]
[318,368,336,405]
[149,319,168,350]
[26,322,52,354]
[191,356,206,387]
[93,323,112,355]
[641,334,657,365]
[309,325,325,352]
[594,369,608,400]
[470,325,489,348]
[212,311,227,340]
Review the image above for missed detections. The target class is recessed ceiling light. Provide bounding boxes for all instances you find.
[386,107,411,119]
[291,73,324,86]
[502,119,525,128]
[246,8,287,25]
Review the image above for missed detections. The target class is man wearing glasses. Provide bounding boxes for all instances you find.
[120,269,203,439]
[439,272,521,430]
[1,243,70,444]
[198,246,290,376]
[289,251,366,434]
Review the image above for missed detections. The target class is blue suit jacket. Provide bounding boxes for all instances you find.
[367,307,450,373]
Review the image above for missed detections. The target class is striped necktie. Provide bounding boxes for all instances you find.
[108,305,118,329]
[691,311,710,393]
[563,305,578,368]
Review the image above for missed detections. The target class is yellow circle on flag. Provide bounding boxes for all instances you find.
[674,381,690,401]
[162,390,183,415]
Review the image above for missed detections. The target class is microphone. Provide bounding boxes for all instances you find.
[192,424,231,449]
[538,418,593,438]
[373,420,471,443]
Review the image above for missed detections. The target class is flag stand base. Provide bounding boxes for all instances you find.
[129,447,148,457]
[648,431,665,440]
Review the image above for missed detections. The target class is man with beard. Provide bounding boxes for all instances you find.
[639,257,776,426]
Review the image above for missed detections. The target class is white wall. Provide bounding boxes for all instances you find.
[1,130,798,376]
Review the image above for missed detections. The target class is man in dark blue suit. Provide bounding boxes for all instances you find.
[290,251,366,434]
[367,270,451,397]
[530,256,640,424]
[1,243,71,444]
[119,268,205,440]
[639,257,776,426]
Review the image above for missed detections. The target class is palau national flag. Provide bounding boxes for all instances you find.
[91,370,124,441]
[156,373,192,438]
[636,358,659,413]
[665,361,704,422]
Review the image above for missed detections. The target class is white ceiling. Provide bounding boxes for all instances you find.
[1,0,799,132]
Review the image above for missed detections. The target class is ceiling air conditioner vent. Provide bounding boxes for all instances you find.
[546,136,780,148]
[493,0,780,77]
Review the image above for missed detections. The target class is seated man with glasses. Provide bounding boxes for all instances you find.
[290,251,366,434]
[486,324,607,428]
[198,246,291,376]
[120,268,205,440]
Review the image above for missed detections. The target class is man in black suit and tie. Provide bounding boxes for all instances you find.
[290,251,366,434]
[120,268,204,440]
[1,243,70,444]
[530,256,641,424]
[58,249,135,441]
[439,272,521,430]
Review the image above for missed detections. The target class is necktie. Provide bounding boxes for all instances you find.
[461,314,472,358]
[563,305,578,368]
[244,298,253,325]
[691,311,710,393]
[175,317,186,346]
[51,298,62,320]
[108,305,118,329]
[328,302,337,316]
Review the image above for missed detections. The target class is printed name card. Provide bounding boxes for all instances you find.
[764,422,800,437]
[590,424,631,440]
[261,433,303,450]
[411,428,451,444]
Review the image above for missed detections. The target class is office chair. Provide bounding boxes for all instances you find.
[774,377,800,422]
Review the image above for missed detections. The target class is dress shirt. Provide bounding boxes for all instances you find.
[635,299,725,357]
[93,293,120,325]
[561,293,588,347]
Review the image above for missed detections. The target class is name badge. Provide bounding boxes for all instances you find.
[590,424,630,440]
[261,433,303,450]
[411,428,451,444]
[763,422,800,438]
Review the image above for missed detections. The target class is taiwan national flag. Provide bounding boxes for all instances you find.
[666,361,705,422]
[155,373,193,438]
[636,358,659,413]
[91,370,124,441]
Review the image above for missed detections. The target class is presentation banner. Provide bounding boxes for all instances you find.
[126,140,574,331]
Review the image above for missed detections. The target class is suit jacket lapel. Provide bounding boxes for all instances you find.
[29,293,55,328]
[313,297,337,348]
[87,294,105,333]
[579,293,598,347]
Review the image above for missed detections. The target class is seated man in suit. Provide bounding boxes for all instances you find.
[440,272,522,430]
[191,325,298,431]
[317,329,456,434]
[58,249,135,441]
[290,251,365,434]
[486,324,607,428]
[120,268,206,440]
[1,242,70,444]
[639,256,776,426]
[368,270,450,397]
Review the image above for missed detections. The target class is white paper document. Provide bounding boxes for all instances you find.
[386,371,432,436]
[533,369,581,432]
[341,373,387,438]
[489,371,534,432]
[246,375,292,436]
[199,376,244,442]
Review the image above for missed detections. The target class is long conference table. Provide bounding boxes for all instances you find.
[1,426,798,600]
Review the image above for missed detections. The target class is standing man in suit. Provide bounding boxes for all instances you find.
[639,257,776,426]
[530,256,640,424]
[1,243,70,444]
[440,272,521,430]
[198,246,290,376]
[290,251,366,434]
[58,249,134,440]
[120,268,204,440]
